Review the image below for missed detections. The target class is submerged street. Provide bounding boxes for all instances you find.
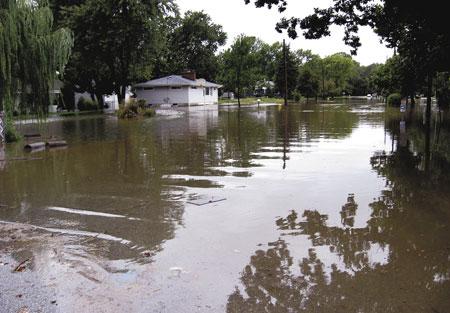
[1,100,450,312]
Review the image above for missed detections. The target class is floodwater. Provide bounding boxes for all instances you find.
[0,100,449,313]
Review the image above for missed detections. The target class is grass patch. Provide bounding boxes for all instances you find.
[219,97,286,105]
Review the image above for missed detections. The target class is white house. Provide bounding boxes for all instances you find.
[133,72,221,107]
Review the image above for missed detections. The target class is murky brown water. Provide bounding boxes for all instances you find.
[1,100,450,312]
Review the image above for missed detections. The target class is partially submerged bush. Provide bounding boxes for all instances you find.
[117,104,138,119]
[141,108,155,117]
[387,93,401,106]
[77,96,99,111]
[137,99,147,108]
[118,99,154,119]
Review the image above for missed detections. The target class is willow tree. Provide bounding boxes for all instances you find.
[0,0,73,141]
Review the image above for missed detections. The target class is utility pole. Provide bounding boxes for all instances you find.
[237,36,242,108]
[283,39,288,106]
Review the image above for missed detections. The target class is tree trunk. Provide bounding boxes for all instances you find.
[121,85,127,104]
[410,93,415,108]
[237,85,241,107]
[95,91,104,110]
[426,74,433,123]
[115,86,124,105]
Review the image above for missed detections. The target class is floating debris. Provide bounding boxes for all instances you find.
[169,267,184,277]
[14,258,31,272]
[187,198,226,206]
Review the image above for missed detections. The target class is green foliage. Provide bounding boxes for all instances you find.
[245,0,450,104]
[77,97,99,111]
[61,83,75,111]
[162,11,227,81]
[219,35,264,101]
[59,0,175,103]
[118,103,139,119]
[275,44,299,99]
[216,35,382,101]
[297,68,319,99]
[117,99,154,119]
[436,72,450,108]
[0,0,73,117]
[4,121,20,143]
[320,53,357,97]
[137,99,147,109]
[142,108,156,118]
[387,93,401,106]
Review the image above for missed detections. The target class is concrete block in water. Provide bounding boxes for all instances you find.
[24,142,46,151]
[46,140,68,148]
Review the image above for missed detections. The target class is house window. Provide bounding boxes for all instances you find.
[144,87,154,90]
[191,86,197,89]
[205,87,211,96]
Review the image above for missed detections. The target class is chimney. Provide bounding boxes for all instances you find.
[181,70,196,81]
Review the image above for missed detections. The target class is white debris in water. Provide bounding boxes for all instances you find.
[169,267,184,277]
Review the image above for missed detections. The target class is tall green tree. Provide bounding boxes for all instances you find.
[219,35,261,106]
[164,11,226,81]
[298,52,322,99]
[59,0,175,104]
[321,53,357,97]
[255,41,282,83]
[297,68,319,101]
[0,0,73,141]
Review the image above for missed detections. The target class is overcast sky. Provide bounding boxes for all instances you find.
[177,0,393,65]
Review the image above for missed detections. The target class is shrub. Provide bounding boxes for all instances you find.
[77,96,99,111]
[5,125,21,143]
[141,108,155,118]
[387,93,401,106]
[117,101,139,119]
[117,100,155,119]
[137,99,147,108]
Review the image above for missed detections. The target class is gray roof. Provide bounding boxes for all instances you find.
[134,75,222,88]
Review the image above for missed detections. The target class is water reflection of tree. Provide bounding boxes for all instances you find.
[228,193,450,312]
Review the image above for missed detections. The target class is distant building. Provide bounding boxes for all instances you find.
[255,80,275,97]
[133,71,221,107]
